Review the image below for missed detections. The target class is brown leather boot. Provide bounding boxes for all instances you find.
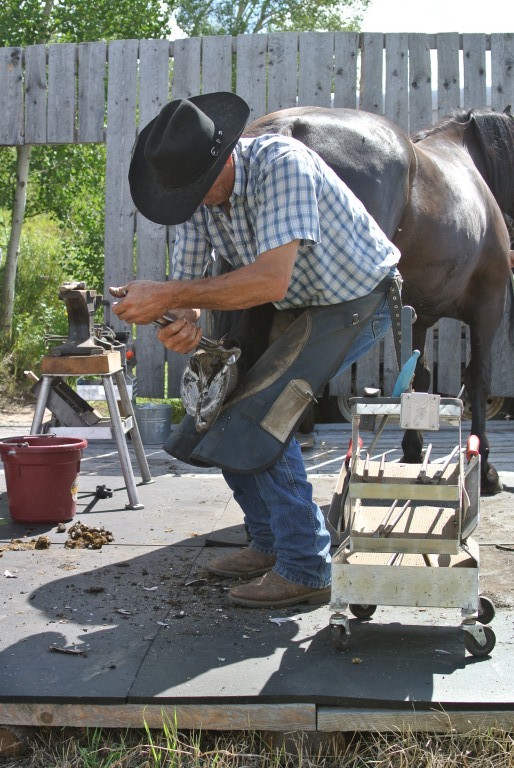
[229,570,331,608]
[206,547,276,578]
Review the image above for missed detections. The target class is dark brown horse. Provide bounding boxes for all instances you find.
[245,106,514,494]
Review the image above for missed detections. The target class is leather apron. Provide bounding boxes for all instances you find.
[165,280,392,473]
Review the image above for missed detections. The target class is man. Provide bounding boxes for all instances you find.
[110,92,401,609]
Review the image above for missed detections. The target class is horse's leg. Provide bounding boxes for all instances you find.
[401,325,431,463]
[464,321,503,495]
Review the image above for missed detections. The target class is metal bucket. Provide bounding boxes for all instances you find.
[133,403,172,444]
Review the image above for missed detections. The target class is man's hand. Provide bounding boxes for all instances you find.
[156,313,203,354]
[109,282,202,353]
[109,280,171,324]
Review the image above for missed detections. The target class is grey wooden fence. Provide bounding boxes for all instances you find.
[1,32,513,404]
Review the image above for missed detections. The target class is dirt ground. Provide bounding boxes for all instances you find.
[0,399,55,428]
[0,403,34,426]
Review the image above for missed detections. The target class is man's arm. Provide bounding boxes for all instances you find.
[109,239,299,353]
[109,239,299,321]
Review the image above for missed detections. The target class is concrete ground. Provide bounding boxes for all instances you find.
[0,413,513,732]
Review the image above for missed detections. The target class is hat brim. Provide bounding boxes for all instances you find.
[129,92,250,226]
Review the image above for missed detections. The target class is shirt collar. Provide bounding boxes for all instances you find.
[231,140,249,200]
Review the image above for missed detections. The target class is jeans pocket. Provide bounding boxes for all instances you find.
[371,294,389,338]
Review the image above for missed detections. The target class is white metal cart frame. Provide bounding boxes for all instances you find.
[328,393,496,657]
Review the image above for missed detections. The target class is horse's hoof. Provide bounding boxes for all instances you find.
[400,453,423,465]
[481,467,503,496]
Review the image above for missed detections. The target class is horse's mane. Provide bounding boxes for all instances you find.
[413,107,514,216]
[411,109,471,142]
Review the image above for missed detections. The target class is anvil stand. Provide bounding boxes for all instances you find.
[30,283,151,510]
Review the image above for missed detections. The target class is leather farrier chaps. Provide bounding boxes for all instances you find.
[165,278,396,473]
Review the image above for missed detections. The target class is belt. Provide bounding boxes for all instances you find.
[370,273,404,369]
[385,275,403,370]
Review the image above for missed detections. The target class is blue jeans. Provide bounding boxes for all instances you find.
[223,438,331,589]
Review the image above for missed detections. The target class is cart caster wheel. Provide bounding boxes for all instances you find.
[464,625,496,657]
[330,624,350,651]
[349,605,377,621]
[349,604,377,620]
[477,596,496,625]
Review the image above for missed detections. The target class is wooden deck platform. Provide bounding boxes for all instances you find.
[0,420,513,736]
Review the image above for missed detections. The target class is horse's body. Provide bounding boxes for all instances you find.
[245,106,514,493]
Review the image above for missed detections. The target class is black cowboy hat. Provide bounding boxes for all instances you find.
[129,92,250,225]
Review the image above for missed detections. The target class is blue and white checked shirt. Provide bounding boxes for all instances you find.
[171,134,400,309]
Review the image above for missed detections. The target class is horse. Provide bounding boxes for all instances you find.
[244,106,514,494]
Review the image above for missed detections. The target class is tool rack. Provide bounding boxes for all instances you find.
[328,392,496,658]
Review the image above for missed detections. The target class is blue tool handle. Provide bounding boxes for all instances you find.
[392,349,420,397]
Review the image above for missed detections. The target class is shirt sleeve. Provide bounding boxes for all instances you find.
[171,217,213,280]
[252,147,322,255]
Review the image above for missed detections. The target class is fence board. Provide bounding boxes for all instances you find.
[436,320,464,395]
[134,38,171,398]
[165,35,199,391]
[425,328,435,393]
[47,43,76,143]
[0,47,23,145]
[333,32,359,109]
[382,332,399,396]
[165,225,189,398]
[433,34,464,397]
[490,33,514,111]
[2,32,514,402]
[491,289,514,396]
[24,45,47,144]
[384,34,409,130]
[355,345,381,395]
[167,37,203,394]
[202,36,233,94]
[462,34,487,108]
[77,41,107,143]
[408,33,433,133]
[236,34,267,118]
[267,32,298,112]
[353,31,385,390]
[172,37,201,99]
[360,33,384,113]
[437,33,460,116]
[298,33,334,107]
[103,39,139,334]
[328,364,352,400]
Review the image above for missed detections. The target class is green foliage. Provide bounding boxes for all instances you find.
[77,728,132,768]
[0,210,69,387]
[9,724,514,768]
[170,0,371,37]
[0,0,370,393]
[135,397,186,422]
[0,0,171,47]
[0,0,171,365]
[32,145,106,289]
[0,144,106,290]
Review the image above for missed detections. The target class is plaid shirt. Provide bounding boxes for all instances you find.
[171,135,400,309]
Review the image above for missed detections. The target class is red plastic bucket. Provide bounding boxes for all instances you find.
[0,435,88,524]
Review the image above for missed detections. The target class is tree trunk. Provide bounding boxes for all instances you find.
[0,144,32,339]
[0,0,54,343]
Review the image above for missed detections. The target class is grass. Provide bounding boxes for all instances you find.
[133,398,186,424]
[1,725,513,768]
